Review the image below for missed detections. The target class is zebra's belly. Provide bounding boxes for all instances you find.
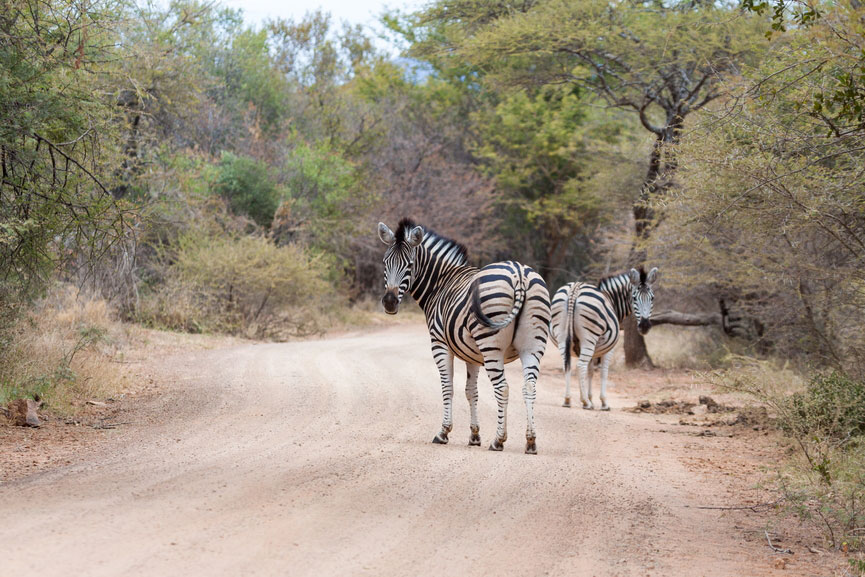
[445,324,485,365]
[443,324,520,366]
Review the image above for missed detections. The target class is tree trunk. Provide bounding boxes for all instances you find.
[625,122,682,367]
[625,308,730,368]
[624,321,654,368]
[625,136,663,367]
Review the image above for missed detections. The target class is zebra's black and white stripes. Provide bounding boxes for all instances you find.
[379,218,551,454]
[551,267,658,410]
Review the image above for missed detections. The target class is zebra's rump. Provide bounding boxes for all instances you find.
[551,282,620,359]
[438,260,550,365]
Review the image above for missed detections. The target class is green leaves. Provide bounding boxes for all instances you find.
[212,153,282,228]
[472,85,617,277]
[651,1,865,374]
[0,0,127,295]
[283,139,361,223]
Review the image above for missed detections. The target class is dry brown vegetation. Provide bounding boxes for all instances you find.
[0,286,127,414]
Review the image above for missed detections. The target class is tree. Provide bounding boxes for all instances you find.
[0,0,128,300]
[652,0,865,376]
[344,58,504,294]
[408,0,767,365]
[472,86,619,281]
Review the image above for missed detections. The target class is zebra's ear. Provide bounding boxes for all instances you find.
[408,225,424,247]
[646,267,659,285]
[378,222,395,245]
[629,268,641,285]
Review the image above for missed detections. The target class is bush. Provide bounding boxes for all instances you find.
[139,233,335,338]
[213,152,281,228]
[715,363,865,555]
[783,372,865,442]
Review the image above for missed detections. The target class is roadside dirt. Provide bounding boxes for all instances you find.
[0,323,847,576]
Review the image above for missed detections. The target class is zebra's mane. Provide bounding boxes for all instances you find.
[396,218,468,265]
[598,266,645,289]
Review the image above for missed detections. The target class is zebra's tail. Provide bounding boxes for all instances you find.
[564,283,579,374]
[471,274,526,330]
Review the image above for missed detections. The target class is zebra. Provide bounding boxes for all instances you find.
[550,267,659,410]
[378,218,551,454]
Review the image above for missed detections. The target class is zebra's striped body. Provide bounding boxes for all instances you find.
[550,267,658,410]
[379,219,551,454]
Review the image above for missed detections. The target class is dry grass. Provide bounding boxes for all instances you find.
[0,285,127,415]
[326,296,427,331]
[644,324,726,369]
[706,359,865,568]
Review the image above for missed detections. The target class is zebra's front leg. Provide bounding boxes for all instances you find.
[521,352,540,454]
[431,345,455,444]
[465,363,481,446]
[484,356,509,451]
[599,353,612,411]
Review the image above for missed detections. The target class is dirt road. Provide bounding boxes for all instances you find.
[0,324,825,576]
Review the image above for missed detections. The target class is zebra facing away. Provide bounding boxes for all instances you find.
[378,218,551,454]
[550,267,659,410]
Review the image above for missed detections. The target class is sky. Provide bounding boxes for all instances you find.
[220,0,427,31]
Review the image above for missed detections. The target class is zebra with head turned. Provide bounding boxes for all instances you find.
[550,267,659,410]
[378,218,551,454]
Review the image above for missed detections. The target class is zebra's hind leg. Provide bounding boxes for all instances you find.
[432,344,455,444]
[599,353,612,411]
[521,351,541,454]
[466,363,481,446]
[577,354,593,410]
[483,356,508,451]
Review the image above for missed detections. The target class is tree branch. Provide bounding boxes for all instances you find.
[651,309,722,327]
[31,133,110,196]
[636,100,664,135]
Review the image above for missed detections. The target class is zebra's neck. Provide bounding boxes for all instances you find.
[409,233,473,311]
[597,273,631,322]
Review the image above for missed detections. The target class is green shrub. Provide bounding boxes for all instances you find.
[782,372,865,441]
[212,152,281,228]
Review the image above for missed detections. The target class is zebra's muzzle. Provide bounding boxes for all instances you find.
[637,318,652,335]
[382,291,399,314]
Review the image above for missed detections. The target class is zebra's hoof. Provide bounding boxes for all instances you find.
[562,398,571,408]
[582,402,593,410]
[489,439,504,451]
[468,434,481,446]
[432,433,449,444]
[525,440,537,455]
[600,404,610,412]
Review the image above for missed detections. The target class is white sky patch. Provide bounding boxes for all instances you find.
[221,0,427,52]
